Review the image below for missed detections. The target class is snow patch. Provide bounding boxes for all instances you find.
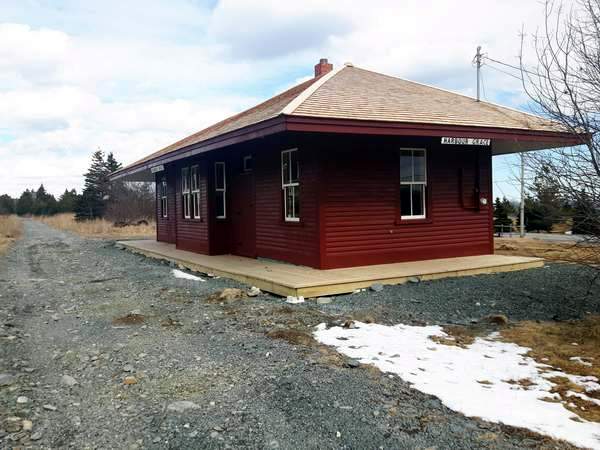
[314,322,600,450]
[171,269,205,281]
[570,356,594,367]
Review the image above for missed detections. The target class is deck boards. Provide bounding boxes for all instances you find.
[118,240,544,297]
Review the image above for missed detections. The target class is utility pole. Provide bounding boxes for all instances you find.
[520,153,525,238]
[474,46,482,102]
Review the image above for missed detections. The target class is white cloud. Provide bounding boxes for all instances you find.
[208,0,354,59]
[0,19,261,196]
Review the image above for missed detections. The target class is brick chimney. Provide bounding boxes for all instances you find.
[314,58,333,77]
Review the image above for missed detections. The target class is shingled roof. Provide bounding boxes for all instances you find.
[114,61,573,179]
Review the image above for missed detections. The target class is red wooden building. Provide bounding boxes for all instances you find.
[111,59,576,269]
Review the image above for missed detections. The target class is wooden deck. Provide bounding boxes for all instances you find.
[118,240,544,297]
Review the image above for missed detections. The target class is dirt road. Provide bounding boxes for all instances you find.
[0,221,584,449]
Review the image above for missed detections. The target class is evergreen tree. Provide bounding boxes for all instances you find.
[0,194,15,215]
[32,184,58,215]
[502,197,516,216]
[572,192,600,236]
[522,165,566,232]
[105,152,122,173]
[105,152,123,203]
[75,150,121,220]
[493,197,513,228]
[58,189,79,213]
[524,196,554,232]
[16,190,34,216]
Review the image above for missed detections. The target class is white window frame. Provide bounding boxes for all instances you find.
[181,167,191,219]
[215,162,226,219]
[243,155,252,172]
[281,148,300,222]
[160,177,168,218]
[190,165,201,219]
[400,148,427,220]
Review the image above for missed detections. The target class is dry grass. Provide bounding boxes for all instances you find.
[495,237,599,265]
[431,325,480,348]
[435,316,600,422]
[501,316,600,422]
[432,320,509,349]
[0,215,22,254]
[37,213,155,239]
[266,328,318,347]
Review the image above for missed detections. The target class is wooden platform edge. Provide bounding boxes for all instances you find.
[118,241,544,298]
[118,242,299,297]
[295,259,544,297]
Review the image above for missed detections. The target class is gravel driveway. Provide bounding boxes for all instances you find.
[1,220,597,449]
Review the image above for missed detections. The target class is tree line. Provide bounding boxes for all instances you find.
[1,150,154,223]
[0,186,79,216]
[493,165,599,235]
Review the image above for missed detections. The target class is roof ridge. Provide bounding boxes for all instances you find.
[281,65,347,115]
[350,65,549,123]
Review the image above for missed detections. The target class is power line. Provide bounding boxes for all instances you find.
[483,55,567,84]
[493,181,509,198]
[484,62,523,82]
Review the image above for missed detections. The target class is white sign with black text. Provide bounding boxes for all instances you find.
[441,137,491,146]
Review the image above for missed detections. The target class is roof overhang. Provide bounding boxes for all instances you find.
[110,116,287,182]
[111,115,584,182]
[285,116,585,156]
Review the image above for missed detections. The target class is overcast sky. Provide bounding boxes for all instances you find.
[1,0,559,200]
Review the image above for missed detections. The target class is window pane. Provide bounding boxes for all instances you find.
[285,186,294,218]
[293,185,299,218]
[182,168,189,191]
[412,184,425,216]
[400,184,411,216]
[183,194,189,218]
[282,152,290,185]
[215,163,225,190]
[216,192,225,217]
[413,150,426,182]
[243,156,252,172]
[400,150,413,182]
[192,193,199,218]
[191,167,198,191]
[289,151,299,183]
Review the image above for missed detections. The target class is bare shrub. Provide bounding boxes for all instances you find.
[104,182,155,224]
[520,0,600,264]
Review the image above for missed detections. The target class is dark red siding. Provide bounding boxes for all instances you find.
[173,160,209,253]
[156,167,176,244]
[154,132,493,270]
[320,136,492,269]
[253,141,320,267]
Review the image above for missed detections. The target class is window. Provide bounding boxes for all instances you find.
[191,165,201,219]
[181,167,191,219]
[243,155,253,172]
[399,148,427,219]
[215,162,226,219]
[281,148,300,222]
[160,177,168,218]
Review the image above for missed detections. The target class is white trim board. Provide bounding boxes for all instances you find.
[281,66,346,116]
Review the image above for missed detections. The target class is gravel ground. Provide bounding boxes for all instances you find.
[1,220,597,449]
[321,261,600,326]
